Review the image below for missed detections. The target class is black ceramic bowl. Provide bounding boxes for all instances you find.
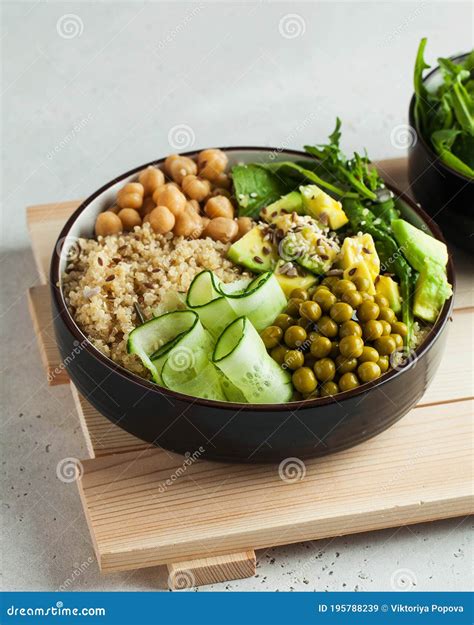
[50,148,455,463]
[408,53,474,254]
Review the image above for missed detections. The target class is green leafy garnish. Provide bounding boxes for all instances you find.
[231,164,293,217]
[413,38,474,178]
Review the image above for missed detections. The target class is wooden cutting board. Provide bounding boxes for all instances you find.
[27,158,474,589]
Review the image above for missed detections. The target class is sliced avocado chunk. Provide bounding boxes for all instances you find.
[300,184,349,230]
[391,219,449,270]
[260,192,304,222]
[376,276,401,314]
[391,219,452,321]
[227,226,277,273]
[413,262,453,322]
[274,261,317,297]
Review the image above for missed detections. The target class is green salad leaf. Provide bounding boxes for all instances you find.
[413,38,474,179]
[231,164,292,217]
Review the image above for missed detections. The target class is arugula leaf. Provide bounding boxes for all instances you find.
[304,119,386,201]
[231,164,292,217]
[413,38,431,131]
[432,129,474,177]
[342,198,415,345]
[261,160,357,199]
[412,38,474,179]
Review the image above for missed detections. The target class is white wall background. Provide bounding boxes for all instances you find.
[2,0,473,249]
[1,1,472,592]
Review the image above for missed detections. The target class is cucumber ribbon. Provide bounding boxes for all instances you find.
[127,271,291,403]
[186,270,287,337]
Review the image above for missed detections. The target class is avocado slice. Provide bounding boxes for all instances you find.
[227,226,277,273]
[391,219,449,270]
[414,263,452,322]
[391,219,452,321]
[274,261,317,297]
[300,184,349,230]
[376,276,401,314]
[260,192,304,222]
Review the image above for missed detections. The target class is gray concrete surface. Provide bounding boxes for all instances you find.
[1,0,472,592]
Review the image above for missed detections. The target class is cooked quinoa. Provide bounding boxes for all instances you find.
[63,223,248,377]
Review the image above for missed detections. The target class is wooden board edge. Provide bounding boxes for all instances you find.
[27,287,69,386]
[167,550,256,589]
[70,384,96,459]
[98,494,473,573]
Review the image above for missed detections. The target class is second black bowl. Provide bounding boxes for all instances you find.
[408,53,474,254]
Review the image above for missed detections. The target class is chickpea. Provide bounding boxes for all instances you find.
[163,154,180,176]
[201,216,210,229]
[140,196,156,217]
[138,166,165,196]
[204,195,234,220]
[210,186,232,199]
[212,172,231,189]
[174,206,203,238]
[121,182,144,196]
[236,216,253,240]
[203,217,238,243]
[168,156,198,184]
[198,149,228,182]
[186,199,200,213]
[182,175,211,202]
[153,184,186,217]
[118,208,142,231]
[117,190,143,210]
[149,206,175,234]
[95,211,123,237]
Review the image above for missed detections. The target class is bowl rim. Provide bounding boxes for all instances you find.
[50,146,456,412]
[408,51,473,184]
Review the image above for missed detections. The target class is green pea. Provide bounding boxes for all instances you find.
[260,325,282,349]
[338,372,360,392]
[292,367,317,394]
[284,349,305,370]
[358,361,382,383]
[313,358,336,382]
